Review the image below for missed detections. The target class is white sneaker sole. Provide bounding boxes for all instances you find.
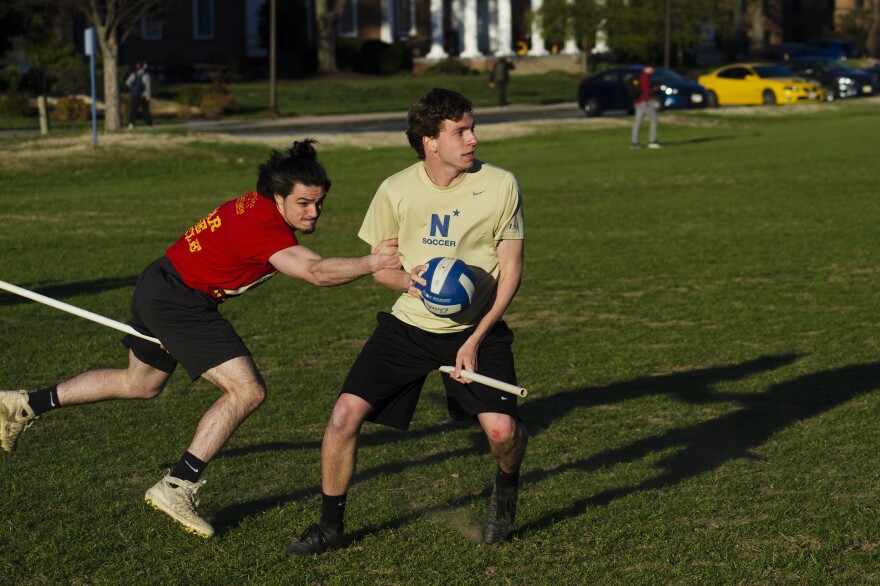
[144,489,214,538]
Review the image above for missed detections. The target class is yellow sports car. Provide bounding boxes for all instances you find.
[698,63,825,106]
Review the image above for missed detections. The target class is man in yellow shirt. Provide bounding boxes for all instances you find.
[287,88,528,554]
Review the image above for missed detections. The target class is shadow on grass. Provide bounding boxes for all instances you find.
[517,359,880,535]
[213,355,880,540]
[0,276,138,306]
[666,135,737,146]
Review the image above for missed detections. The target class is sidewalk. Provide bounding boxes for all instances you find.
[183,101,579,135]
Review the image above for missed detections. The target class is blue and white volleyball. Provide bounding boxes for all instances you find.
[417,257,476,317]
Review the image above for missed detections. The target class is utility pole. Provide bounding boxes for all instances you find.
[269,0,278,118]
[663,0,671,68]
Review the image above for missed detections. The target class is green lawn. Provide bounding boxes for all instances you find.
[218,71,579,118]
[1,101,879,584]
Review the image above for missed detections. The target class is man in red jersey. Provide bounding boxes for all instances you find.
[0,140,400,538]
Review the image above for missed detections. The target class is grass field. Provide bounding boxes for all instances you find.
[220,71,579,117]
[1,100,879,584]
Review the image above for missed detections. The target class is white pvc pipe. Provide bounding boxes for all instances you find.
[0,279,161,345]
[438,366,527,397]
[0,279,529,398]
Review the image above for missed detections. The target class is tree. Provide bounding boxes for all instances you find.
[535,0,602,70]
[23,13,87,96]
[603,0,665,63]
[746,0,764,58]
[837,0,880,58]
[570,0,604,69]
[3,0,174,131]
[540,0,722,66]
[314,0,347,74]
[70,0,175,132]
[867,0,879,57]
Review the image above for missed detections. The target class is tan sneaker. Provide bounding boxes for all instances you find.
[0,390,38,453]
[144,473,215,538]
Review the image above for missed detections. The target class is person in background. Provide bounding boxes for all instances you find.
[489,56,516,108]
[631,65,662,149]
[126,62,153,129]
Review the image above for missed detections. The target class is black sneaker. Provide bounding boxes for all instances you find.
[481,486,518,545]
[285,523,343,556]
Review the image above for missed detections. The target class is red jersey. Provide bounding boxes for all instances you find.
[166,192,298,301]
[634,71,654,104]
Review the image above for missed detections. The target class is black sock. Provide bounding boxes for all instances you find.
[28,386,60,416]
[171,451,207,483]
[319,492,347,530]
[496,466,520,491]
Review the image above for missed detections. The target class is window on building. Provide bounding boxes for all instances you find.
[395,0,415,37]
[338,0,357,37]
[142,14,163,40]
[193,0,215,39]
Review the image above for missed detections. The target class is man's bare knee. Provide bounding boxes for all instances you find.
[228,384,266,412]
[484,417,524,450]
[327,398,367,439]
[124,381,165,400]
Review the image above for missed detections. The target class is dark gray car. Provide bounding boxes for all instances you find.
[782,57,875,101]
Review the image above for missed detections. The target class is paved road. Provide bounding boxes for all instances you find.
[183,101,582,135]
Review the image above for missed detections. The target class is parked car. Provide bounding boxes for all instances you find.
[861,62,880,88]
[782,56,875,100]
[576,66,708,117]
[803,39,861,60]
[697,63,825,106]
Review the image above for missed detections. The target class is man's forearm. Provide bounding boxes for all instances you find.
[372,268,411,291]
[307,256,372,287]
[468,273,520,346]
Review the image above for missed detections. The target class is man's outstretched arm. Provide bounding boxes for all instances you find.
[269,238,400,287]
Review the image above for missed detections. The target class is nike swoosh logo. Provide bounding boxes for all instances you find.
[49,392,56,407]
[185,461,200,473]
[472,190,486,196]
[501,396,509,401]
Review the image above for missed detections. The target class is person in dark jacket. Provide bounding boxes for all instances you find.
[126,62,153,129]
[489,56,516,107]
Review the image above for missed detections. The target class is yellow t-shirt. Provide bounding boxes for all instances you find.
[359,160,524,333]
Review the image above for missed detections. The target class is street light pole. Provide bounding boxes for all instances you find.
[269,0,278,118]
[664,0,671,68]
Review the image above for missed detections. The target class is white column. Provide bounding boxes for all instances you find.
[489,0,499,54]
[562,0,579,54]
[528,0,548,56]
[460,0,481,57]
[452,0,462,53]
[495,0,513,55]
[426,0,448,58]
[594,24,609,53]
[380,0,393,43]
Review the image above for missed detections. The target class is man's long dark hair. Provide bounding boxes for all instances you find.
[256,139,331,198]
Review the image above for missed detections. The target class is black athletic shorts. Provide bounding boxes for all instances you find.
[122,256,251,380]
[341,312,520,431]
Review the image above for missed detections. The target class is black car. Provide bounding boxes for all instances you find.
[863,62,880,88]
[576,66,709,117]
[783,56,875,100]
